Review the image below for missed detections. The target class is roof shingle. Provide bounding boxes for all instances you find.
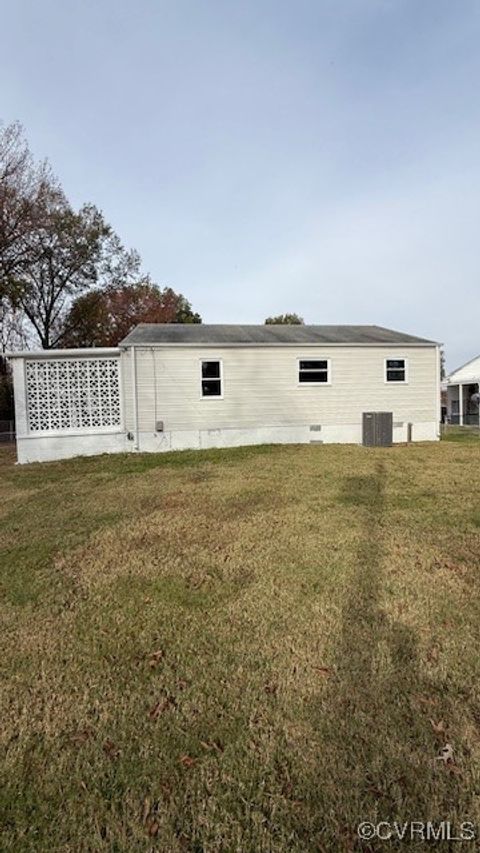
[120,324,436,347]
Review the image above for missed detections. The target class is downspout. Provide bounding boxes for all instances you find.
[436,345,441,437]
[131,345,139,451]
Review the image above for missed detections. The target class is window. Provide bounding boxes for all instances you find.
[298,359,330,384]
[201,360,222,397]
[385,358,407,383]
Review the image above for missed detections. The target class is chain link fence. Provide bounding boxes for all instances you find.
[0,420,15,443]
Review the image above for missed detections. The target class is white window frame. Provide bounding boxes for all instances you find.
[384,357,408,384]
[199,358,224,399]
[297,357,331,387]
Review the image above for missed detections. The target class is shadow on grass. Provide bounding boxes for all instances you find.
[294,462,461,850]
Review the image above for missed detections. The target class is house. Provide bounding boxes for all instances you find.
[9,324,441,463]
[446,355,480,425]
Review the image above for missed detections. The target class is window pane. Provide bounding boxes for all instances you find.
[299,371,328,383]
[202,361,221,378]
[202,379,222,396]
[386,369,405,382]
[386,359,405,369]
[299,360,328,370]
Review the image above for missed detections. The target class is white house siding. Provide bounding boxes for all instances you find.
[122,344,439,452]
[446,355,480,424]
[447,356,480,385]
[10,343,439,463]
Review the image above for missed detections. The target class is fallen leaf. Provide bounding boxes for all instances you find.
[417,695,435,708]
[434,558,464,574]
[149,696,175,719]
[179,754,196,768]
[142,797,151,825]
[264,683,278,695]
[148,650,164,669]
[103,738,121,760]
[147,819,159,837]
[71,727,95,746]
[314,666,332,677]
[430,719,446,735]
[436,743,454,764]
[200,740,224,753]
[159,782,173,802]
[366,784,385,800]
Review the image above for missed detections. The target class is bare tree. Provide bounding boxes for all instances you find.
[11,196,140,349]
[1,122,140,349]
[0,300,27,353]
[0,121,55,301]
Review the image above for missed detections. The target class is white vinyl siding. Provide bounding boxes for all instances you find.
[122,345,437,433]
[447,355,480,384]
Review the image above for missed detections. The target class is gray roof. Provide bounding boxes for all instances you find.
[120,324,437,347]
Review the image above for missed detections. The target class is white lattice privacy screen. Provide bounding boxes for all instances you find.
[25,358,121,432]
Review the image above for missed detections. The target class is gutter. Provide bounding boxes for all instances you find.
[7,347,120,359]
[118,341,440,350]
[436,345,441,437]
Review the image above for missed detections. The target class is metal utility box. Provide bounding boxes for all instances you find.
[362,412,393,447]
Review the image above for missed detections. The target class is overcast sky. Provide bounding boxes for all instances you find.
[2,0,479,369]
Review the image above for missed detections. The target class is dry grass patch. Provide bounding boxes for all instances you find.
[1,440,480,851]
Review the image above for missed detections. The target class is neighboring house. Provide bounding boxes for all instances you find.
[446,355,480,425]
[9,324,441,464]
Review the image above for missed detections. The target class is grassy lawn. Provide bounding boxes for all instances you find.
[1,438,480,851]
[442,425,480,443]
